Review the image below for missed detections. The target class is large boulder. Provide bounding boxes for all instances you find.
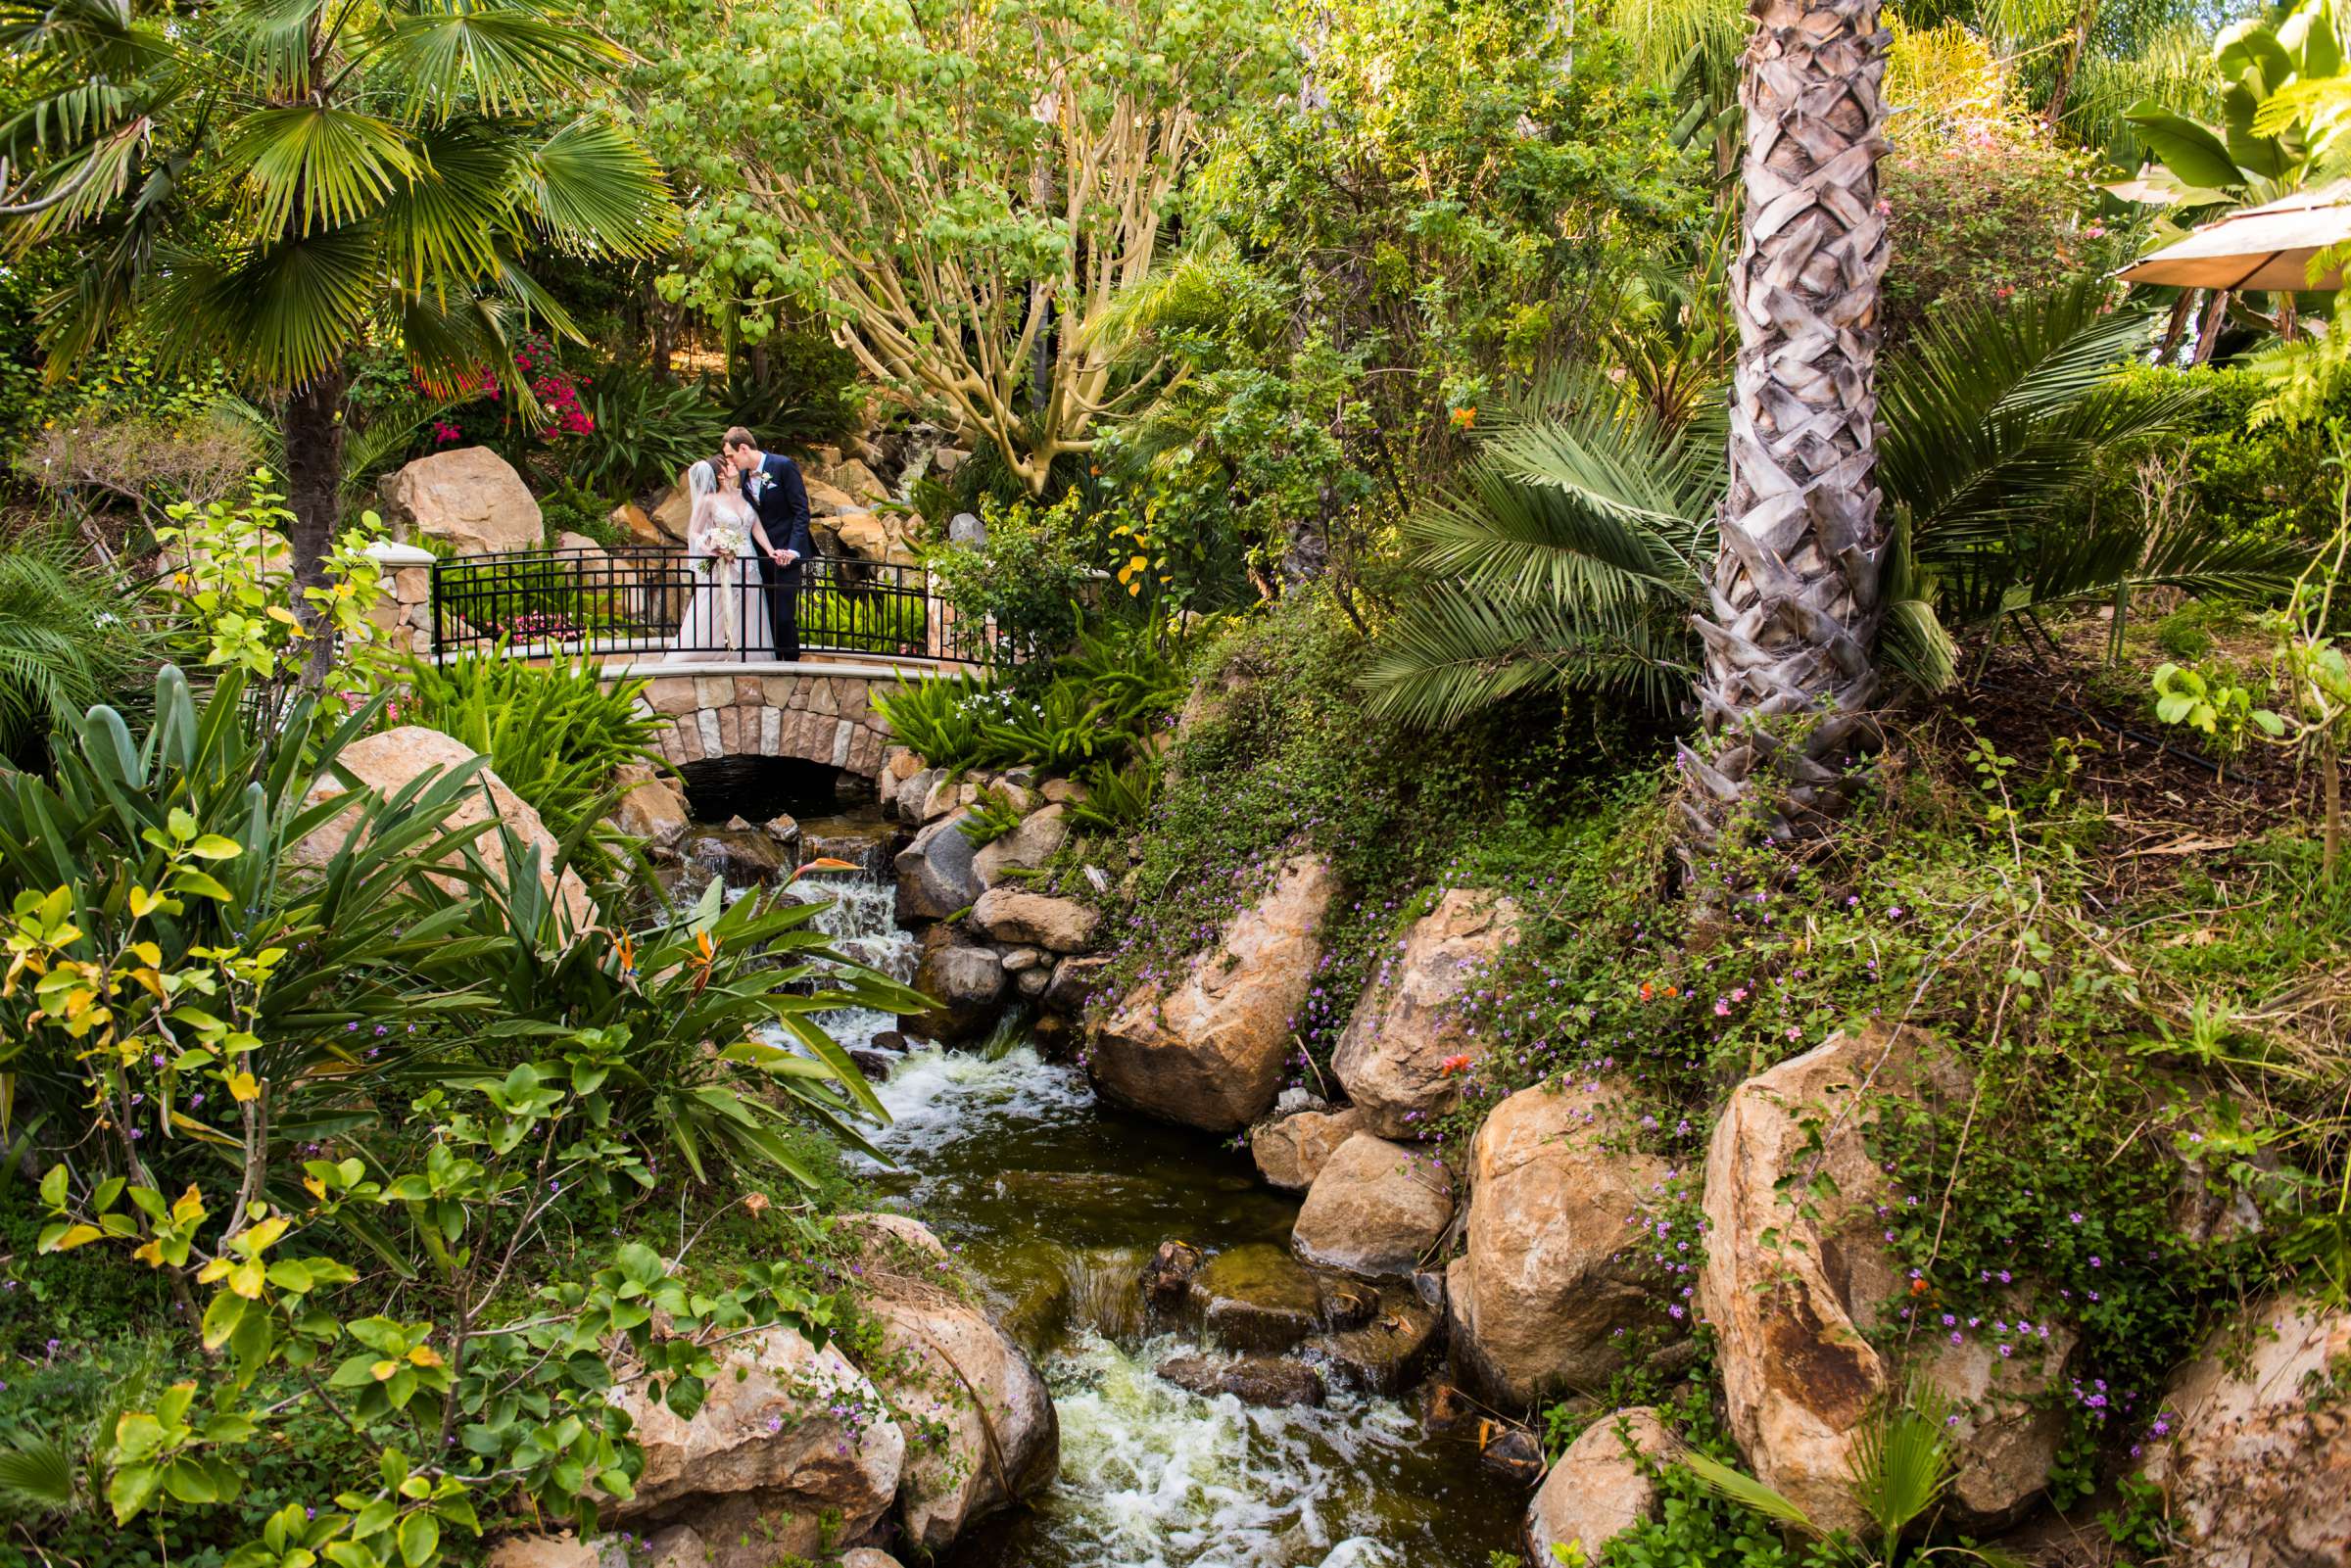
[972,804,1070,888]
[1447,1080,1670,1408]
[1331,889,1520,1137]
[377,447,542,556]
[1091,854,1334,1131]
[970,886,1099,952]
[1292,1131,1455,1279]
[1525,1409,1678,1566]
[840,1216,1058,1551]
[894,811,984,923]
[608,763,691,851]
[607,1322,903,1563]
[907,926,1006,1043]
[1698,1025,2072,1537]
[2141,1294,2351,1568]
[292,727,597,933]
[1251,1108,1364,1193]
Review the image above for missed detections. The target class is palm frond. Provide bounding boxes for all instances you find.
[1679,1449,1823,1535]
[0,524,159,764]
[378,119,512,287]
[509,117,677,258]
[218,106,419,238]
[1849,1382,1955,1557]
[153,222,379,385]
[1362,594,1694,730]
[0,1437,76,1512]
[366,1,624,119]
[1413,454,1703,610]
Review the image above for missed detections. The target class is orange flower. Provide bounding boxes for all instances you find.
[1639,981,1654,1001]
[1450,405,1477,430]
[1439,1053,1472,1076]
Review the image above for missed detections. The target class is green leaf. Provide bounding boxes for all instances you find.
[398,1510,439,1567]
[220,107,419,239]
[2122,102,2245,190]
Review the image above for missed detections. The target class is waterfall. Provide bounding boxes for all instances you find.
[804,861,920,1055]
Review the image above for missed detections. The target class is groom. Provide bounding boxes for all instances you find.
[724,427,815,662]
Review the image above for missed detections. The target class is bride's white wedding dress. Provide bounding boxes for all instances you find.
[665,491,772,660]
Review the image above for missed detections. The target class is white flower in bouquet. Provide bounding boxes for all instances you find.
[696,524,750,577]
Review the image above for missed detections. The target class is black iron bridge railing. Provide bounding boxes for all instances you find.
[427,546,989,665]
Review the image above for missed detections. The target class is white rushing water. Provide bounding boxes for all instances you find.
[1043,1330,1439,1568]
[803,867,921,1054]
[856,1043,1498,1568]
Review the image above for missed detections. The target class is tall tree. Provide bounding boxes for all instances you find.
[1680,0,1894,860]
[628,0,1289,494]
[1,0,675,671]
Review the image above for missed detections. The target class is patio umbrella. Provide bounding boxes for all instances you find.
[2118,182,2351,293]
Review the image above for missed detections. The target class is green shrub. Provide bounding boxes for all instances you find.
[1068,754,1163,834]
[2085,365,2351,546]
[1879,129,2133,353]
[538,481,627,549]
[718,328,864,452]
[873,619,1188,778]
[401,650,664,848]
[930,496,1096,672]
[571,365,731,497]
[958,784,1026,846]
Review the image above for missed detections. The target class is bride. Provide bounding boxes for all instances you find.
[665,459,773,660]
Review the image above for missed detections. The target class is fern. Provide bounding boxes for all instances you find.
[0,523,161,767]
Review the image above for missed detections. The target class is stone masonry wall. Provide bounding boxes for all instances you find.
[638,673,902,777]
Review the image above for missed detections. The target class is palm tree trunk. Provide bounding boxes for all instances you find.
[1683,0,1893,861]
[283,362,348,689]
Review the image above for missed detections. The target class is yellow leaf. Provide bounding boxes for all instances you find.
[130,886,162,919]
[130,942,162,967]
[45,1223,104,1252]
[240,1215,289,1254]
[227,1259,265,1300]
[303,1177,327,1200]
[371,1359,399,1382]
[226,1070,259,1102]
[171,1185,206,1224]
[408,1345,443,1368]
[196,1258,231,1284]
[265,605,299,625]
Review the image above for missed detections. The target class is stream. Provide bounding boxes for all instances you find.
[708,792,1523,1568]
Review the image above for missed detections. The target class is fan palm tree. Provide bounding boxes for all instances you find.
[1687,0,1897,853]
[0,0,676,676]
[1364,282,2301,730]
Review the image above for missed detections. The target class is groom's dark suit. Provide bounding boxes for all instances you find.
[741,452,814,662]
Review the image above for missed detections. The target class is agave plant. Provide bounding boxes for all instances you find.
[1365,282,2301,731]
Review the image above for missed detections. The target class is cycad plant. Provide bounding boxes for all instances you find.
[0,0,676,664]
[1365,283,2299,731]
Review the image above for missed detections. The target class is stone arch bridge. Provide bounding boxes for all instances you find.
[627,662,911,778]
[370,542,935,782]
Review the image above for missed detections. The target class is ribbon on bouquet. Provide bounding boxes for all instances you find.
[713,547,741,650]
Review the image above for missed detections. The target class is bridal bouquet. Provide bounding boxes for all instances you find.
[696,523,750,577]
